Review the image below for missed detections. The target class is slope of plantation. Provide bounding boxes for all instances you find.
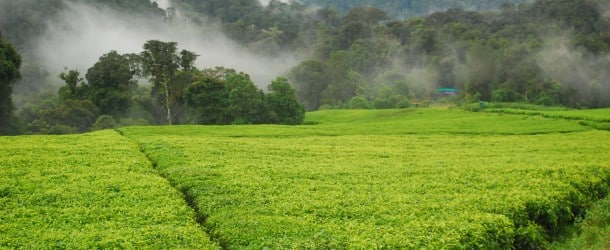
[123,108,590,139]
[0,130,217,249]
[482,106,610,131]
[305,108,594,134]
[120,108,610,249]
[483,106,610,123]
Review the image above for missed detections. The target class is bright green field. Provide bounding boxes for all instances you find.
[119,108,610,249]
[1,108,608,248]
[483,106,610,131]
[0,131,216,249]
[484,107,610,122]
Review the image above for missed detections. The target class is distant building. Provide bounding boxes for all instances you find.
[436,88,458,96]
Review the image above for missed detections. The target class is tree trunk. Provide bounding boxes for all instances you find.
[164,82,172,125]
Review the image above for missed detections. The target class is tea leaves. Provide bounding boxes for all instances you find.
[0,130,216,249]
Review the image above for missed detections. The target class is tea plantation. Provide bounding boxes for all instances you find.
[0,130,217,249]
[2,108,609,248]
[120,108,609,249]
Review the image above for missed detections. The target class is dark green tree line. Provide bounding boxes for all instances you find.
[0,31,22,135]
[288,0,610,110]
[16,40,305,134]
[140,40,198,125]
[4,0,610,134]
[184,69,304,125]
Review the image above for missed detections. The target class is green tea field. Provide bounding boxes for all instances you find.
[2,108,609,249]
[0,131,216,249]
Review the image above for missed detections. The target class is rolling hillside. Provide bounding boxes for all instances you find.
[1,107,609,248]
[298,0,530,18]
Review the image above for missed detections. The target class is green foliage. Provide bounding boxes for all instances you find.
[281,0,610,109]
[347,96,372,109]
[86,51,138,118]
[120,108,610,249]
[481,106,610,132]
[537,95,556,106]
[39,99,99,133]
[483,106,610,122]
[58,69,88,101]
[176,0,316,53]
[14,37,310,133]
[225,73,265,124]
[298,0,530,18]
[184,77,229,124]
[289,60,330,111]
[0,130,217,248]
[182,70,306,125]
[141,40,198,125]
[48,124,77,135]
[492,88,522,103]
[164,70,201,124]
[0,0,164,98]
[92,115,117,130]
[45,55,148,133]
[5,0,610,134]
[17,92,59,133]
[304,108,589,135]
[179,50,198,70]
[266,77,305,125]
[317,104,333,110]
[82,0,166,15]
[373,86,410,109]
[117,118,150,127]
[0,33,22,134]
[557,196,610,249]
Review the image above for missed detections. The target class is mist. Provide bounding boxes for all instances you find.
[35,0,302,87]
[154,0,171,10]
[536,35,610,104]
[258,0,290,6]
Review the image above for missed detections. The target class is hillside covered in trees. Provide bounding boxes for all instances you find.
[299,0,530,18]
[0,0,609,134]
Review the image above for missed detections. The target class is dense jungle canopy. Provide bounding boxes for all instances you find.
[0,0,609,134]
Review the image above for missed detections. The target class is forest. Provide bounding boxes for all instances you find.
[299,0,530,18]
[1,0,609,134]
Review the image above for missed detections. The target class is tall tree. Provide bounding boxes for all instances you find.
[86,51,138,118]
[184,77,229,124]
[0,32,22,134]
[289,60,330,111]
[265,77,305,125]
[58,69,89,102]
[343,6,389,27]
[39,99,99,134]
[225,73,265,124]
[140,40,198,125]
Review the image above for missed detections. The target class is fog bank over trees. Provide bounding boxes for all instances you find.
[0,0,302,95]
[298,0,532,18]
[0,0,609,135]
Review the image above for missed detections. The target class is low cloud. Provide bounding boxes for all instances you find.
[153,0,171,10]
[258,0,290,6]
[536,35,610,102]
[35,1,301,87]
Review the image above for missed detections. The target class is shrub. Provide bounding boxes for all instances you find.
[348,96,372,109]
[92,115,117,131]
[318,104,333,110]
[536,96,556,106]
[48,125,77,135]
[396,99,411,108]
[374,95,409,109]
[491,88,521,103]
[117,118,150,127]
